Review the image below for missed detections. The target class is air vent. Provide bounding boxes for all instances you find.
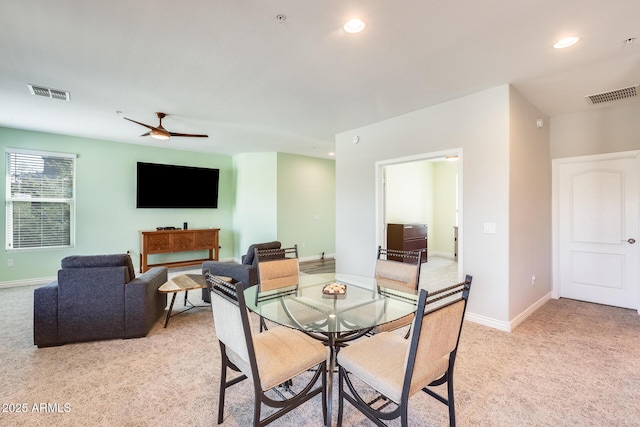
[27,84,70,101]
[585,85,638,105]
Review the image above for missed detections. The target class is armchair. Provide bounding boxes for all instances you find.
[34,254,168,347]
[201,241,281,303]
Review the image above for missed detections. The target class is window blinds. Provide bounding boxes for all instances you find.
[6,149,76,250]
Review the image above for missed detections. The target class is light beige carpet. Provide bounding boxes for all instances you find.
[2,266,640,426]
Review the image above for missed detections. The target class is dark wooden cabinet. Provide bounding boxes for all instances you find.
[139,228,219,273]
[386,223,428,263]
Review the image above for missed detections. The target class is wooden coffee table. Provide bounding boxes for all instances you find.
[158,273,209,328]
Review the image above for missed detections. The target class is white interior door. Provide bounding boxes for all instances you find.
[554,152,639,310]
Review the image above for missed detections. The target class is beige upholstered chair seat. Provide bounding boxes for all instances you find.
[338,331,448,403]
[229,327,327,391]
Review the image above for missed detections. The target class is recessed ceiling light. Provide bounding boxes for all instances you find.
[329,152,335,156]
[553,36,580,49]
[344,18,365,34]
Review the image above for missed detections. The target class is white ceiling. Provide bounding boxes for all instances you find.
[1,1,639,159]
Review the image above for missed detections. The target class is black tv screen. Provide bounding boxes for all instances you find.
[136,162,219,208]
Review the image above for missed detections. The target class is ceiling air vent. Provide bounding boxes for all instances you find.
[585,85,638,105]
[27,84,70,101]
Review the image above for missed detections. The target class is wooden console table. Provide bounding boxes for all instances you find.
[139,228,219,273]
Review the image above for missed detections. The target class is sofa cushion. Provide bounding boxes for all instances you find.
[242,241,281,266]
[61,254,136,282]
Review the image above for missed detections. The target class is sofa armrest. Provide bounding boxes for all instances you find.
[124,267,168,337]
[34,281,60,347]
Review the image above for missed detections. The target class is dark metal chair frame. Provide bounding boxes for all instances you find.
[337,275,473,427]
[206,273,327,427]
[377,246,423,273]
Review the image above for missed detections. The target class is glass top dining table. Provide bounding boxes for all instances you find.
[244,278,419,336]
[243,275,419,427]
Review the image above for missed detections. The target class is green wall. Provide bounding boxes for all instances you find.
[232,152,278,259]
[1,127,234,282]
[277,153,335,260]
[1,127,337,284]
[432,161,458,254]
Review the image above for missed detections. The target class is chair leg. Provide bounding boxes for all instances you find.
[447,370,456,427]
[253,395,261,427]
[337,367,344,426]
[218,353,228,424]
[322,362,328,426]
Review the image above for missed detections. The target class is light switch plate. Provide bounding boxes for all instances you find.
[483,223,496,234]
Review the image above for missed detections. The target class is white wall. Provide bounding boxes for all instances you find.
[384,160,434,230]
[336,85,512,324]
[551,102,640,159]
[508,87,551,321]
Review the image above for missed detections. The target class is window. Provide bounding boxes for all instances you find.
[6,149,76,250]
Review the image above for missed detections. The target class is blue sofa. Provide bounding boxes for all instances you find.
[34,254,168,347]
[201,241,281,303]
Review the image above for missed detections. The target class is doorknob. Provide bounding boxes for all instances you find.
[625,238,636,244]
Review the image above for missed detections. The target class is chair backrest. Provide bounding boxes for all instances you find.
[403,275,472,397]
[242,241,282,266]
[255,245,300,292]
[375,246,421,291]
[206,273,259,381]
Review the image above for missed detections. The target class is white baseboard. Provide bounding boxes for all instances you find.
[464,312,511,331]
[300,253,336,263]
[428,251,455,259]
[0,276,55,289]
[465,292,552,332]
[508,292,552,331]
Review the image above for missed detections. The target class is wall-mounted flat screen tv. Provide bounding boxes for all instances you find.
[136,162,219,208]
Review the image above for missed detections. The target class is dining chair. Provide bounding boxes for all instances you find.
[255,245,300,331]
[336,275,472,427]
[371,246,422,335]
[206,273,328,427]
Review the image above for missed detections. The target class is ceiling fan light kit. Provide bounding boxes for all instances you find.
[150,129,170,140]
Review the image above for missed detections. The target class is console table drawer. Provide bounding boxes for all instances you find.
[146,234,172,253]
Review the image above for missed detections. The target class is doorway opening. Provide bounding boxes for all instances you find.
[375,149,464,285]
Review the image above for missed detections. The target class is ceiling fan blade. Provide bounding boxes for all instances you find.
[123,117,155,130]
[140,132,150,137]
[168,132,209,138]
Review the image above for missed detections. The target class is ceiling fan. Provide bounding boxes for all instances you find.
[123,112,208,140]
